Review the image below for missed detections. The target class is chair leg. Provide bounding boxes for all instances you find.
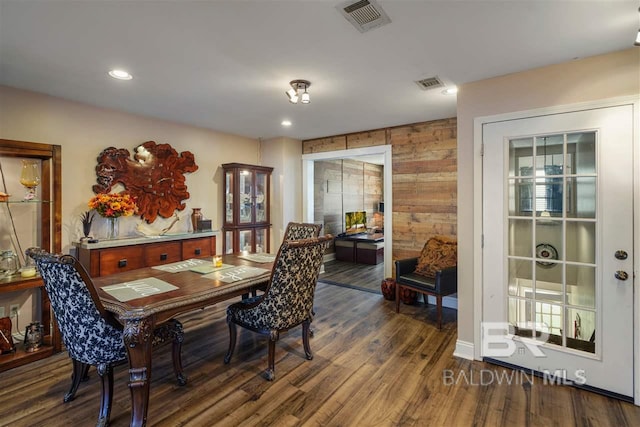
[309,308,316,337]
[265,331,279,381]
[224,319,237,364]
[153,319,187,385]
[64,359,90,403]
[302,319,313,360]
[169,319,187,386]
[395,283,401,313]
[437,295,443,330]
[96,363,114,427]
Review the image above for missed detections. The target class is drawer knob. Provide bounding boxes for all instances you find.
[160,253,168,261]
[118,259,128,268]
[194,248,201,255]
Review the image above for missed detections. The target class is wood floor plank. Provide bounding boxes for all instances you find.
[1,282,639,426]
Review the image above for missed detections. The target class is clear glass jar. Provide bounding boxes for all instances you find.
[0,251,19,276]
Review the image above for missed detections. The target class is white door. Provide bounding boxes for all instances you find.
[482,104,634,398]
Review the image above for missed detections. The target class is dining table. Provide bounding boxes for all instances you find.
[93,253,275,427]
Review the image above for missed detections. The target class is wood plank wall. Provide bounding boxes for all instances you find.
[304,118,457,268]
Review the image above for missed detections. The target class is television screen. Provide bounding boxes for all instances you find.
[345,211,367,234]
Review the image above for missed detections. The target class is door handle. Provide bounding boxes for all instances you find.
[615,271,629,281]
[614,250,628,260]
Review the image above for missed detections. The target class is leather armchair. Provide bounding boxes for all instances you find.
[394,237,457,329]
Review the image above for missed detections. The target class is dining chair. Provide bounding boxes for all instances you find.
[26,247,186,427]
[224,234,333,380]
[282,222,322,241]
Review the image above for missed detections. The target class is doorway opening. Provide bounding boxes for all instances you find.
[302,145,393,292]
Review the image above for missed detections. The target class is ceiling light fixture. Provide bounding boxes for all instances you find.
[281,120,292,126]
[108,69,133,80]
[286,80,311,104]
[442,87,458,95]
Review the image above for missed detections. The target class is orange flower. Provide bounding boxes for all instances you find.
[88,193,138,218]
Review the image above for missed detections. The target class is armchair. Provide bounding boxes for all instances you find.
[26,248,186,427]
[394,236,457,329]
[224,235,333,380]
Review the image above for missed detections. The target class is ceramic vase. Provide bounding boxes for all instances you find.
[191,208,202,232]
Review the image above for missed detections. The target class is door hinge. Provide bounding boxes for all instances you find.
[481,234,484,248]
[480,143,484,157]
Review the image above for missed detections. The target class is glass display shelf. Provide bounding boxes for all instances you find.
[1,198,52,204]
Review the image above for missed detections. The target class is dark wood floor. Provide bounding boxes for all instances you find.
[320,259,384,293]
[1,283,639,426]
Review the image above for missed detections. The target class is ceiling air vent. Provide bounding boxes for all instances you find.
[337,0,391,33]
[415,76,444,91]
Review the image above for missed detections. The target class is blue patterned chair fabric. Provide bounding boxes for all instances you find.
[282,222,322,241]
[224,234,333,380]
[26,247,185,427]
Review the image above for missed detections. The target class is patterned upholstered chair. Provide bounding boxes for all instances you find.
[224,235,333,380]
[282,222,322,241]
[394,236,457,329]
[26,248,186,427]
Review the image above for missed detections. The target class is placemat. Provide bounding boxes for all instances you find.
[203,266,270,283]
[189,263,234,274]
[102,277,178,302]
[152,258,212,273]
[236,253,277,263]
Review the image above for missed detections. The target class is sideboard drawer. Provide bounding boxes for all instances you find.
[98,247,145,276]
[182,237,214,258]
[144,242,182,266]
[76,232,217,277]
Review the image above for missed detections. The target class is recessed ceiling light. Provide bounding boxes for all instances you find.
[108,69,133,80]
[281,120,292,127]
[442,87,458,95]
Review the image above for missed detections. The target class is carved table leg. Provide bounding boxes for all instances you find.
[123,317,155,427]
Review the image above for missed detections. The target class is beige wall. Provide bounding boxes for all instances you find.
[260,136,303,246]
[0,85,261,251]
[0,85,261,323]
[456,48,640,345]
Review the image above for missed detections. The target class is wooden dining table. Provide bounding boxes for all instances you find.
[93,253,274,427]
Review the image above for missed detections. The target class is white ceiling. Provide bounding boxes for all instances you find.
[1,1,637,141]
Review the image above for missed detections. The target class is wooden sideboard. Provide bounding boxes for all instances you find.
[75,232,217,277]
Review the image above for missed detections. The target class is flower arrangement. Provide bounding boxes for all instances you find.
[88,193,138,218]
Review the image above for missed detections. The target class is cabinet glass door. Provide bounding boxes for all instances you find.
[239,229,253,253]
[224,230,234,254]
[239,169,253,224]
[255,228,267,253]
[225,170,233,224]
[255,171,267,223]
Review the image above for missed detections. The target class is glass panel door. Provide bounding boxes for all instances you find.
[239,229,252,253]
[508,132,597,353]
[255,228,267,253]
[239,169,252,224]
[255,171,267,223]
[225,170,233,224]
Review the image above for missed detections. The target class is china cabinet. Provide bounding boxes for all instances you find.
[0,139,62,372]
[222,163,273,254]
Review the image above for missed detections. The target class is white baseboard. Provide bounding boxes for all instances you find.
[424,294,458,310]
[453,339,475,360]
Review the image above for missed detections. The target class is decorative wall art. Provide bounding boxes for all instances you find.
[93,141,198,223]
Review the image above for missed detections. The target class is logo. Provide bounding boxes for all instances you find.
[481,322,549,358]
